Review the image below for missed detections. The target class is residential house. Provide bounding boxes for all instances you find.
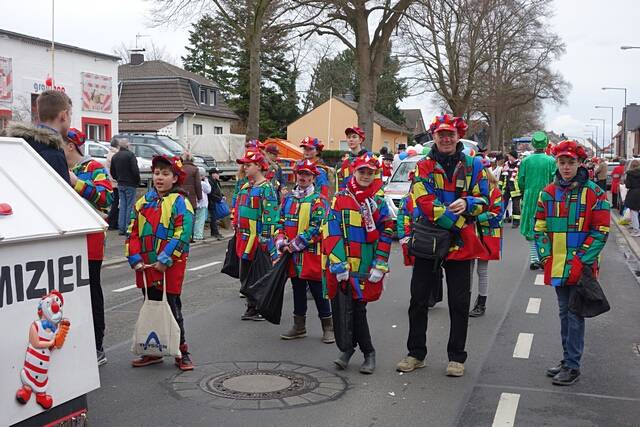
[613,103,640,158]
[287,96,408,153]
[118,54,240,144]
[400,108,426,136]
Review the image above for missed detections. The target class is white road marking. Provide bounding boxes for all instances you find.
[526,298,541,314]
[513,333,534,359]
[492,393,520,427]
[112,284,137,293]
[188,261,222,272]
[534,274,545,286]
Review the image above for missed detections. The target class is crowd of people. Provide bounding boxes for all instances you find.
[11,89,614,389]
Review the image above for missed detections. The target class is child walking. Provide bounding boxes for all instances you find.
[126,155,195,371]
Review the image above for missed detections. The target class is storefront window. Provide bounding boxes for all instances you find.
[85,123,106,141]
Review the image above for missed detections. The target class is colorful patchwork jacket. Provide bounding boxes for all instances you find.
[232,180,279,260]
[396,193,416,266]
[230,176,249,223]
[71,157,113,261]
[477,186,504,261]
[534,170,610,286]
[411,146,490,261]
[335,149,381,192]
[315,159,333,198]
[125,190,194,294]
[322,185,393,302]
[274,186,329,281]
[500,160,522,197]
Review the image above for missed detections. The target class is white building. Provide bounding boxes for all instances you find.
[118,54,240,144]
[0,29,120,141]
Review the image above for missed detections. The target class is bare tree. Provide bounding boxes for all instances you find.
[295,0,415,149]
[112,41,178,64]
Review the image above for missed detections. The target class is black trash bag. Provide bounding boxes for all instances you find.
[331,283,354,352]
[569,268,611,318]
[428,269,444,308]
[243,253,291,324]
[239,246,272,297]
[221,236,240,279]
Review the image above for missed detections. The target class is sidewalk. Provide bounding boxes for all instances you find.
[103,226,233,267]
[611,210,640,260]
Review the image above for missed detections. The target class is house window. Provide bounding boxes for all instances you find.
[193,124,203,135]
[199,88,207,104]
[214,126,223,134]
[209,90,216,106]
[85,124,106,141]
[339,140,348,151]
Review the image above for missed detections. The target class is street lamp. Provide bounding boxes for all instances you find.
[620,46,640,50]
[602,87,627,158]
[590,118,606,157]
[585,124,599,156]
[595,106,614,155]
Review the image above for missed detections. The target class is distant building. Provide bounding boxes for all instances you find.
[118,54,239,143]
[400,108,426,136]
[613,103,640,158]
[287,96,408,153]
[0,29,120,140]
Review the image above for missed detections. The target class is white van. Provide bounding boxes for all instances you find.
[384,139,479,219]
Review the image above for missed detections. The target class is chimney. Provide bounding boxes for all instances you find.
[130,52,144,65]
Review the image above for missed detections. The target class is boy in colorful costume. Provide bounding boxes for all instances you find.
[397,114,489,377]
[126,155,195,371]
[62,128,113,366]
[534,140,610,386]
[323,153,393,374]
[335,126,380,191]
[300,136,332,197]
[500,150,522,227]
[233,149,280,320]
[517,131,556,270]
[275,159,334,343]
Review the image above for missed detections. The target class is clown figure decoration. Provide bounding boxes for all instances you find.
[16,291,71,410]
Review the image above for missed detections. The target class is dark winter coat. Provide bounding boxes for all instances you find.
[624,168,640,211]
[110,148,140,187]
[207,176,223,205]
[181,161,202,210]
[6,122,70,183]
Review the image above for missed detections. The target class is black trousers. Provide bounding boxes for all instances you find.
[208,205,220,236]
[503,185,521,221]
[407,259,472,363]
[239,258,257,308]
[89,260,105,351]
[107,187,119,229]
[142,286,186,345]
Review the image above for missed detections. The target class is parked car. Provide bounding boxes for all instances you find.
[113,133,218,170]
[86,140,153,186]
[384,139,479,219]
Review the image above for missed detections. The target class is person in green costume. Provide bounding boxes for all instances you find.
[518,131,557,270]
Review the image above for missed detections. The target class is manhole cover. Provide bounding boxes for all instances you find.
[168,361,347,410]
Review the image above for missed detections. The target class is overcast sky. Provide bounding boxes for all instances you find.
[2,0,639,146]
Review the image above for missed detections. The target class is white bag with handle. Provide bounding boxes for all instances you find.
[131,274,181,357]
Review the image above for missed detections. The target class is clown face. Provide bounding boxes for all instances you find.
[40,292,64,324]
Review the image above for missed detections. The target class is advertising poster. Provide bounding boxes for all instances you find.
[81,72,112,113]
[0,57,12,103]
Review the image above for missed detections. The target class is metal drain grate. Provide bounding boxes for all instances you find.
[168,361,347,410]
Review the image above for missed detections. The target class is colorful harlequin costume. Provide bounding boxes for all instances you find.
[476,185,504,261]
[335,127,381,192]
[300,136,332,198]
[534,141,610,287]
[533,140,610,376]
[500,153,522,224]
[275,160,334,342]
[16,291,70,410]
[402,114,489,367]
[396,193,416,266]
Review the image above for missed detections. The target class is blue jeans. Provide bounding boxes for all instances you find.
[118,186,136,234]
[193,207,207,240]
[291,277,331,318]
[555,286,585,369]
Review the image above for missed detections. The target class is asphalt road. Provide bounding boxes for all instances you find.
[88,225,640,426]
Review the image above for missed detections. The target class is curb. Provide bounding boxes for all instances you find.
[101,234,232,268]
[611,211,640,260]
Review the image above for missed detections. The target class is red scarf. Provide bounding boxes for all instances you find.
[347,177,382,203]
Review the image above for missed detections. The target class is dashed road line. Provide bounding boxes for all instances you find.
[525,297,541,314]
[534,274,545,286]
[513,333,534,359]
[188,261,222,272]
[112,284,137,293]
[492,392,520,427]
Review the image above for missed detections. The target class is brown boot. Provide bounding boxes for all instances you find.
[321,317,335,344]
[280,315,306,340]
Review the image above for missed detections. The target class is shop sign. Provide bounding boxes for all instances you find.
[81,72,112,113]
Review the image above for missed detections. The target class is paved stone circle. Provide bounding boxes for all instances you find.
[168,361,348,410]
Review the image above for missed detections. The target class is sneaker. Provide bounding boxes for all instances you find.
[177,353,194,371]
[630,230,640,237]
[97,350,107,367]
[252,313,266,321]
[529,261,541,270]
[552,367,580,386]
[241,307,258,320]
[618,218,631,225]
[446,361,465,377]
[396,356,425,372]
[546,361,564,377]
[131,355,163,368]
[239,292,247,299]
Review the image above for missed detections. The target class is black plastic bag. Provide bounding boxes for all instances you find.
[243,253,291,324]
[331,283,354,352]
[221,236,240,278]
[428,269,444,308]
[239,246,272,297]
[569,268,610,318]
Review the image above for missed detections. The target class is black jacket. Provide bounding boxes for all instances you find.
[6,122,70,183]
[625,169,640,211]
[110,148,140,187]
[208,177,223,204]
